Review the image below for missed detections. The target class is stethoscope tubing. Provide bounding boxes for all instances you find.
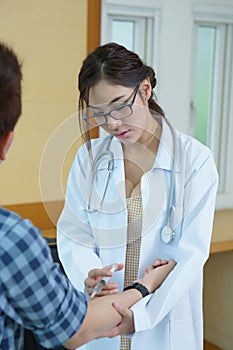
[84,137,114,213]
[83,119,178,243]
[164,118,177,228]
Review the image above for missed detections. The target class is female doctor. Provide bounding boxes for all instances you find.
[57,43,218,350]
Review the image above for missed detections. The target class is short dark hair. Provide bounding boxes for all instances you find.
[0,42,23,137]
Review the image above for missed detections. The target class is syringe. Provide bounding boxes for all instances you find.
[90,263,118,298]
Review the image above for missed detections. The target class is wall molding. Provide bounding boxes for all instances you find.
[3,202,233,253]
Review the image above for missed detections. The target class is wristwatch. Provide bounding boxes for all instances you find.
[123,282,150,297]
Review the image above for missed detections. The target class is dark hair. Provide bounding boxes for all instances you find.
[0,42,22,138]
[78,42,165,144]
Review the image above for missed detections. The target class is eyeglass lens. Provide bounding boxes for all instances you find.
[85,86,138,126]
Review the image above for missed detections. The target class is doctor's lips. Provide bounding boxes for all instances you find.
[115,130,130,139]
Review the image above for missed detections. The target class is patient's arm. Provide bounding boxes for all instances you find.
[100,258,171,338]
[64,259,176,349]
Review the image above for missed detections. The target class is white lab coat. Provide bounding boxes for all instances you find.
[57,118,218,350]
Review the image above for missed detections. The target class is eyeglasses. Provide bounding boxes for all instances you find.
[84,86,139,126]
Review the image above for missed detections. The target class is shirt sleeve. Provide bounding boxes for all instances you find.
[0,217,87,348]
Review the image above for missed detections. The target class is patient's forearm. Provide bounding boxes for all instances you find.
[64,260,176,349]
[64,289,142,349]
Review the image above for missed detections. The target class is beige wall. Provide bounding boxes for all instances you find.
[0,0,87,205]
[204,251,233,350]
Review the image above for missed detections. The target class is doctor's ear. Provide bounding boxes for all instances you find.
[0,131,14,161]
[139,77,152,102]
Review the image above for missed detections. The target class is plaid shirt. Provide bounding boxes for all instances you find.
[0,207,87,350]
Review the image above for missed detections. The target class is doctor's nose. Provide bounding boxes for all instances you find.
[106,116,123,129]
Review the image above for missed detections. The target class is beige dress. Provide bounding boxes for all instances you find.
[120,195,143,350]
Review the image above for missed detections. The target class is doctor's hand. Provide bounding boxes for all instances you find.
[85,263,124,297]
[99,302,135,338]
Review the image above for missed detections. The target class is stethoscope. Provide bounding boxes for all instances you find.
[84,136,114,214]
[83,117,178,244]
[160,118,177,244]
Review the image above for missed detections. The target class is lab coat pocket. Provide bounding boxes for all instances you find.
[169,316,198,350]
[169,296,198,350]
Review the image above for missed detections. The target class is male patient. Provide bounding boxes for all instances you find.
[0,42,176,350]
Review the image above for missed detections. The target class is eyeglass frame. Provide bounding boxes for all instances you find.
[84,85,139,126]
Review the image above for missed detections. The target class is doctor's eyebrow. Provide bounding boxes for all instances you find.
[88,91,133,109]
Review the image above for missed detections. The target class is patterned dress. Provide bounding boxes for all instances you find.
[120,195,143,350]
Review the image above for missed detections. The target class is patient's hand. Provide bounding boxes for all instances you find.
[138,259,176,294]
[143,258,171,275]
[98,259,176,339]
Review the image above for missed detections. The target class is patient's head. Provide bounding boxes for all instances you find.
[0,42,22,138]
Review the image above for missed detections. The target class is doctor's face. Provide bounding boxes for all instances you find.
[87,80,155,145]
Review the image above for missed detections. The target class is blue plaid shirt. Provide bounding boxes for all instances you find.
[0,207,87,350]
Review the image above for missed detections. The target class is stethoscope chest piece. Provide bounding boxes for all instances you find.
[161,225,175,244]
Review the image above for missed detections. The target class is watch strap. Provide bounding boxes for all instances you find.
[123,282,150,297]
